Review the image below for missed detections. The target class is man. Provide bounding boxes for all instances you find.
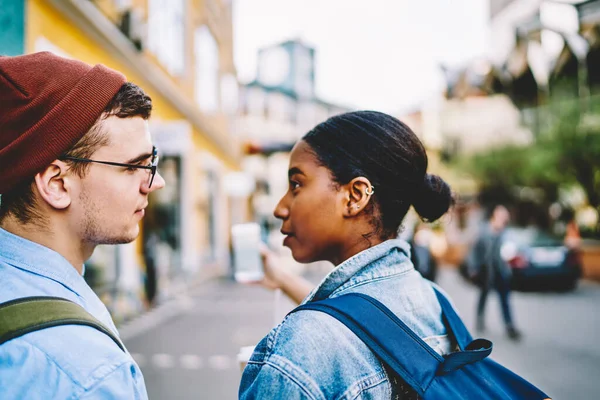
[0,52,165,398]
[469,205,521,340]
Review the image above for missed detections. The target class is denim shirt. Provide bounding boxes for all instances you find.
[0,228,147,400]
[239,239,453,400]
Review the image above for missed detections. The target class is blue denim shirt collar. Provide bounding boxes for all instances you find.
[0,227,87,298]
[304,238,413,303]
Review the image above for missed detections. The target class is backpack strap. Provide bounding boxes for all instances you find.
[0,296,125,352]
[291,293,444,396]
[432,287,473,347]
[292,292,495,395]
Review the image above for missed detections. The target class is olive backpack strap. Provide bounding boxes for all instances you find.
[0,296,125,352]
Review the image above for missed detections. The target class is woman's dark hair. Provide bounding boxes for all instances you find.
[302,110,454,239]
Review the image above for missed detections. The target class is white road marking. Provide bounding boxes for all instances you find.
[180,354,204,370]
[135,353,236,370]
[152,353,175,369]
[208,355,232,370]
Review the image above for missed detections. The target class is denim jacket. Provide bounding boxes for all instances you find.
[239,239,453,400]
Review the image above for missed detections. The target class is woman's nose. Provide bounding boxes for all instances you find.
[273,195,289,220]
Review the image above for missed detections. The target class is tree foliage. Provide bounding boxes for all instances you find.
[455,97,600,212]
[537,99,600,210]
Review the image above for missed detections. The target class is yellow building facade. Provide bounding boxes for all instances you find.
[2,0,242,320]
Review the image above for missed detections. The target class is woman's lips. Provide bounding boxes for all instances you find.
[282,233,294,246]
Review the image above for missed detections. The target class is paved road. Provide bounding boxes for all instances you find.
[123,267,600,399]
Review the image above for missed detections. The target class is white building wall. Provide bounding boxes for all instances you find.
[440,94,533,154]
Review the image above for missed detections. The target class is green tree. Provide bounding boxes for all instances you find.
[539,99,600,210]
[455,97,600,214]
[457,144,560,206]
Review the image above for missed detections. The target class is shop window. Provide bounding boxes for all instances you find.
[144,156,182,303]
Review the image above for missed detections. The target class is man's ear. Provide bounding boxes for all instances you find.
[34,160,73,210]
[342,177,374,217]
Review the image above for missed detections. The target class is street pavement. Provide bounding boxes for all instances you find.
[123,266,600,399]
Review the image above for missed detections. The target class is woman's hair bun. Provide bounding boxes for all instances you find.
[412,174,455,222]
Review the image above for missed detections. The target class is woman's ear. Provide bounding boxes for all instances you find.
[34,160,73,210]
[343,177,374,217]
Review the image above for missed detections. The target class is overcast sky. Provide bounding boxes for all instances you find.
[233,0,489,113]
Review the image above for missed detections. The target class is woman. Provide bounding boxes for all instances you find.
[239,111,455,399]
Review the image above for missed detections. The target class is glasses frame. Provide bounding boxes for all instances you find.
[60,146,159,188]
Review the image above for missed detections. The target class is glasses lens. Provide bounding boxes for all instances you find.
[148,152,159,188]
[148,169,155,188]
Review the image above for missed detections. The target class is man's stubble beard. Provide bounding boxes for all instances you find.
[80,191,138,245]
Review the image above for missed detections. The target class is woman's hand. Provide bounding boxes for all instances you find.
[255,244,286,290]
[249,244,314,305]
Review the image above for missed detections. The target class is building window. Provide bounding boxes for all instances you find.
[220,73,239,115]
[268,92,293,122]
[247,87,265,117]
[239,88,249,116]
[294,45,314,99]
[297,101,317,131]
[147,0,185,76]
[195,25,220,113]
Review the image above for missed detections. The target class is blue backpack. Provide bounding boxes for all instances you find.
[291,289,549,399]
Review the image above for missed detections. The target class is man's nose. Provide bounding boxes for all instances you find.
[144,172,166,193]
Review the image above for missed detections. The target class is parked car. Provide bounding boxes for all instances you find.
[460,227,581,292]
[501,227,581,291]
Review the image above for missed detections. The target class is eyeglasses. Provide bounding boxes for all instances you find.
[60,146,160,188]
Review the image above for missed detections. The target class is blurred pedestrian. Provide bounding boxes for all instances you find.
[563,208,581,250]
[410,223,438,282]
[0,52,164,398]
[471,205,521,340]
[239,111,456,399]
[143,231,160,306]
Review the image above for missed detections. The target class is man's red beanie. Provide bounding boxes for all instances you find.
[0,52,127,194]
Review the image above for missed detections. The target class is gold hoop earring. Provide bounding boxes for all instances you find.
[365,186,375,196]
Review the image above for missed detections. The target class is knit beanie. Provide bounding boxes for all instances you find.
[0,51,127,194]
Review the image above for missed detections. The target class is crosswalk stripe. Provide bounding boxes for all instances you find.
[180,354,203,370]
[152,353,175,369]
[208,355,232,370]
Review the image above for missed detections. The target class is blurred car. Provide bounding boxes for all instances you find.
[459,227,582,291]
[499,227,581,292]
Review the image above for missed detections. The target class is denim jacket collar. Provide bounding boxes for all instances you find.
[0,227,87,298]
[304,238,414,303]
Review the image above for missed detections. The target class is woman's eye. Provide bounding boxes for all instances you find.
[290,181,300,190]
